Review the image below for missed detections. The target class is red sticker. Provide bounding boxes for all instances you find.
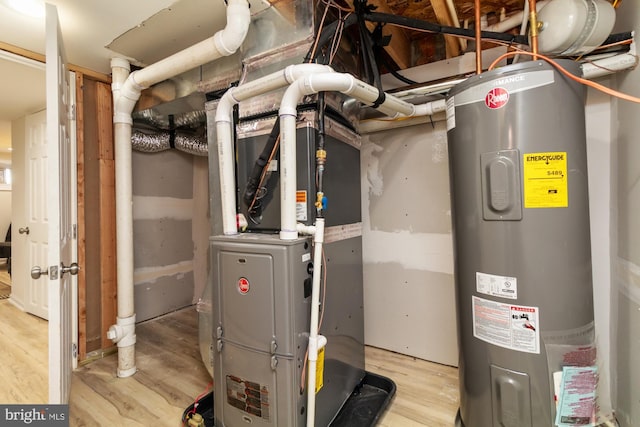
[238,277,250,294]
[485,87,509,109]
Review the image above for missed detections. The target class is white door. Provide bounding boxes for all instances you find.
[44,3,77,404]
[24,109,49,320]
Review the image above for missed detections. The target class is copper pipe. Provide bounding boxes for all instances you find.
[528,0,539,59]
[475,0,482,74]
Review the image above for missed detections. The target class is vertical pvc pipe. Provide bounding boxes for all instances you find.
[279,114,300,240]
[216,119,238,235]
[109,0,251,378]
[213,64,334,237]
[110,58,138,378]
[277,74,456,427]
[306,218,326,427]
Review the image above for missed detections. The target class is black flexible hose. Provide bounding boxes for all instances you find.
[242,120,280,210]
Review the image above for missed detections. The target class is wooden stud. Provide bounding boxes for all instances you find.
[75,72,87,362]
[94,81,117,350]
[429,0,462,58]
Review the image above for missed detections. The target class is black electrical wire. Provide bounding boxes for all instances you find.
[168,114,176,149]
[388,63,419,85]
[371,23,420,86]
[316,93,326,218]
[364,12,529,46]
[355,1,386,106]
[601,32,633,46]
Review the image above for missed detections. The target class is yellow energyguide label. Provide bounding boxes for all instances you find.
[523,152,568,208]
[315,346,325,394]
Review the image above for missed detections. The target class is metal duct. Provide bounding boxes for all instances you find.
[132,109,207,129]
[131,92,209,156]
[131,130,208,156]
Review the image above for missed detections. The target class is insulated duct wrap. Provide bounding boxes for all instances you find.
[132,109,207,129]
[131,130,208,156]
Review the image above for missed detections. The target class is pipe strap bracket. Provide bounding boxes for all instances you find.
[371,90,386,109]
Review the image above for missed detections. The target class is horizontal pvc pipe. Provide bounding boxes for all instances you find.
[414,99,447,116]
[485,0,549,33]
[134,0,249,89]
[298,73,416,117]
[581,52,639,79]
[279,73,442,237]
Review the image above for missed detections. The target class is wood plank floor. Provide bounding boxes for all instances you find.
[0,299,48,404]
[1,303,460,426]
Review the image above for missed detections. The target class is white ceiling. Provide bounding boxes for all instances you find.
[0,0,241,122]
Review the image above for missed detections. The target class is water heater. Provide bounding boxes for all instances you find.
[446,60,595,426]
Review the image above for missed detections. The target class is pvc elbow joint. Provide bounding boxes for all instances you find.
[214,0,250,56]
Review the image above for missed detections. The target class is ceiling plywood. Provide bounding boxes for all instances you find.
[107,0,227,67]
[107,0,272,67]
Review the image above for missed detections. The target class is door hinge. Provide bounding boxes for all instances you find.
[70,103,76,121]
[72,224,77,239]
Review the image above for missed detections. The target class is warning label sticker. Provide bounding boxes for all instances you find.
[476,272,518,300]
[446,96,456,131]
[296,190,307,221]
[472,296,540,354]
[226,375,270,421]
[315,346,325,394]
[523,152,568,208]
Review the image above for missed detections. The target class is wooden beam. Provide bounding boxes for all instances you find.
[429,0,462,58]
[345,0,412,70]
[95,81,117,350]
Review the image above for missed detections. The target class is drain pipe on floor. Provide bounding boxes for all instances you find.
[277,73,446,426]
[108,0,251,378]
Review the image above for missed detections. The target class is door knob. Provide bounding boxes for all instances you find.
[31,266,48,280]
[19,227,30,235]
[61,262,80,277]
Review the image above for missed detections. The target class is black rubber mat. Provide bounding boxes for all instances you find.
[182,371,395,427]
[330,372,396,427]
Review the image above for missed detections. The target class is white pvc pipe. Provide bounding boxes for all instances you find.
[278,73,438,239]
[109,0,250,378]
[581,52,639,79]
[304,218,326,427]
[214,64,334,235]
[109,58,137,378]
[484,0,549,33]
[278,75,452,427]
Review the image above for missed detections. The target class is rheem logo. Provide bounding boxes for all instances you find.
[485,87,509,109]
[238,277,250,294]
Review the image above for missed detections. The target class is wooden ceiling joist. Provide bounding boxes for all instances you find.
[429,0,462,58]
